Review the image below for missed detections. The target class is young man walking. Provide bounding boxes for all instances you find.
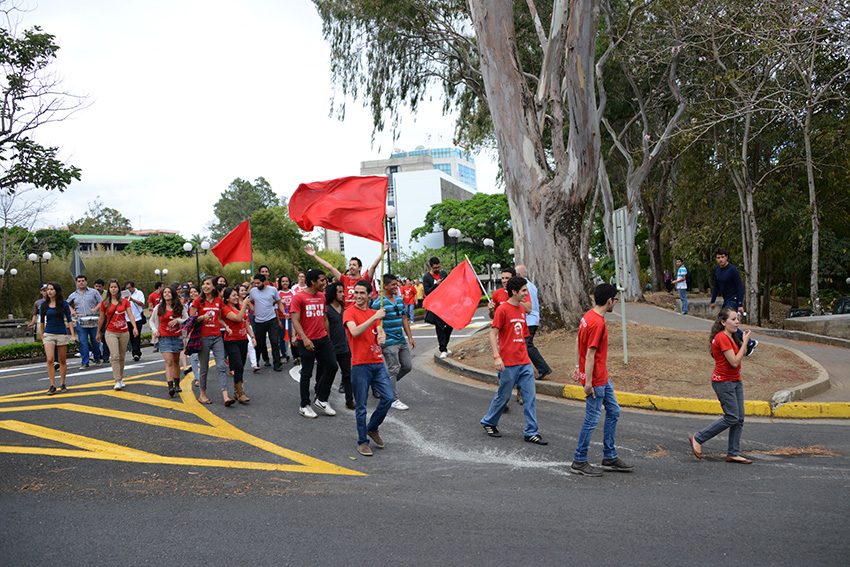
[67,275,104,368]
[480,276,547,445]
[124,281,145,361]
[250,274,283,371]
[570,283,634,477]
[710,248,758,355]
[672,258,689,315]
[305,242,388,305]
[515,265,552,380]
[372,274,415,410]
[344,280,393,456]
[291,269,338,418]
[423,257,452,357]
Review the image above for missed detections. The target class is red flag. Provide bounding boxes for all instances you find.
[423,259,483,330]
[289,176,388,243]
[211,219,252,266]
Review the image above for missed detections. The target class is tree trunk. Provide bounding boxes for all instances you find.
[469,0,601,326]
[641,158,672,292]
[803,110,822,314]
[761,250,771,322]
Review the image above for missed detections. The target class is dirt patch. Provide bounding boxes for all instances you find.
[642,291,793,329]
[451,322,817,401]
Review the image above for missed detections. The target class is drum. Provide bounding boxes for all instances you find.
[79,315,99,328]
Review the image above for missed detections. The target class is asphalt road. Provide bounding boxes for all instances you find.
[1,321,848,566]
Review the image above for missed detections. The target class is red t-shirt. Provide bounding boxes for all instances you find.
[222,305,248,341]
[158,308,182,337]
[278,289,295,319]
[492,302,530,367]
[340,271,368,305]
[290,290,327,340]
[343,306,384,365]
[578,309,609,387]
[492,287,509,309]
[192,297,224,337]
[100,299,131,333]
[711,332,742,382]
[401,285,416,305]
[148,291,161,310]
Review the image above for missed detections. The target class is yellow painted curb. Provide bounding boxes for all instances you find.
[772,402,850,419]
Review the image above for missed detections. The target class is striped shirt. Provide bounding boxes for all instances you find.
[371,295,406,346]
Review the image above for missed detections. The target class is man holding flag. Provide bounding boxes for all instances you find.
[305,242,389,305]
[423,257,453,358]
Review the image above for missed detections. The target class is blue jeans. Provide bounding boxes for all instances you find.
[76,323,102,365]
[695,380,745,457]
[678,288,688,314]
[278,318,291,359]
[405,304,415,322]
[574,382,620,462]
[480,363,539,437]
[351,363,394,445]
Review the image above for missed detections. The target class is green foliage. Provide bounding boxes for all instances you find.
[33,228,78,256]
[0,23,83,194]
[209,177,279,241]
[125,234,189,258]
[66,197,132,235]
[250,205,305,257]
[0,340,79,361]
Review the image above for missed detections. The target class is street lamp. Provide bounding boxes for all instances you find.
[448,228,461,266]
[385,205,397,274]
[154,268,169,280]
[28,251,51,286]
[483,238,494,292]
[508,247,515,261]
[240,269,249,280]
[183,241,210,283]
[491,263,501,292]
[0,268,17,319]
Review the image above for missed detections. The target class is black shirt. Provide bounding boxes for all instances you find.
[325,302,350,355]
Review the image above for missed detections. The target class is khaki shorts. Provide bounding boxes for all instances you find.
[42,332,72,346]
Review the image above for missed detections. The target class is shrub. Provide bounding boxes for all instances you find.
[0,340,80,362]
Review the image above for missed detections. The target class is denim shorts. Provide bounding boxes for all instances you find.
[158,335,184,353]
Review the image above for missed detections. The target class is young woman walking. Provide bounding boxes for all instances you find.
[40,282,76,395]
[151,284,187,398]
[190,277,233,405]
[325,281,354,409]
[97,279,138,390]
[222,286,256,403]
[238,284,260,373]
[277,275,294,364]
[689,307,753,464]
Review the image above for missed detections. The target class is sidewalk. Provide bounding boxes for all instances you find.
[613,303,848,403]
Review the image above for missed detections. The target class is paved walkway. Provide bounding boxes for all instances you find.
[616,303,849,403]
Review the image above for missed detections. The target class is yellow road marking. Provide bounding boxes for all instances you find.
[0,368,364,476]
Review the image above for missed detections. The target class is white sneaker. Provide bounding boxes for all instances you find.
[446,349,452,354]
[313,397,337,416]
[113,381,123,391]
[391,399,409,411]
[299,405,317,418]
[439,352,448,359]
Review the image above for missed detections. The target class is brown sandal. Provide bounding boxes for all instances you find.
[688,435,703,459]
[725,456,752,464]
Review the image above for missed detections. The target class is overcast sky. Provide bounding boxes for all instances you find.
[20,0,499,238]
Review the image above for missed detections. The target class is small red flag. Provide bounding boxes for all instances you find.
[289,176,388,243]
[211,219,252,266]
[423,259,483,330]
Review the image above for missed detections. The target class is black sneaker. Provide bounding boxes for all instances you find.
[601,457,634,472]
[273,365,283,372]
[133,355,140,362]
[47,385,57,396]
[482,425,501,438]
[746,340,758,357]
[59,384,68,392]
[264,360,271,367]
[570,461,603,477]
[524,434,548,445]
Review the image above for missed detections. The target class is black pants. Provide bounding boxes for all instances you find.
[334,351,353,404]
[129,318,143,357]
[100,331,110,362]
[525,325,551,375]
[253,318,281,367]
[435,318,453,353]
[298,336,337,406]
[224,339,248,384]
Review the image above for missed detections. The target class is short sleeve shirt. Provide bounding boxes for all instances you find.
[340,271,368,306]
[249,285,279,323]
[278,289,295,318]
[371,295,406,346]
[401,285,416,305]
[711,332,741,382]
[325,303,350,355]
[158,308,183,337]
[492,302,530,366]
[192,297,224,337]
[343,306,383,365]
[578,309,609,387]
[100,299,131,333]
[222,305,248,341]
[290,290,327,340]
[492,287,509,310]
[676,265,688,290]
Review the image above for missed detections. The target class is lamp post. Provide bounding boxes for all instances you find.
[154,268,169,280]
[508,247,515,263]
[448,228,461,266]
[483,238,494,292]
[240,269,249,281]
[385,205,397,274]
[28,251,52,286]
[491,263,500,293]
[183,241,210,283]
[0,268,17,318]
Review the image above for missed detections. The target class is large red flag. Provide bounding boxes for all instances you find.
[423,259,483,330]
[289,176,388,243]
[211,219,252,266]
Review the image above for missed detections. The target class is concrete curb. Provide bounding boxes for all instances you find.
[753,328,850,349]
[433,353,850,419]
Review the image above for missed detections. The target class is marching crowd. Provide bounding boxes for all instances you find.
[30,246,755,468]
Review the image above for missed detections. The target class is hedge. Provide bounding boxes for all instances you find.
[0,333,153,362]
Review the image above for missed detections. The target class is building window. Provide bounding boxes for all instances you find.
[433,163,451,176]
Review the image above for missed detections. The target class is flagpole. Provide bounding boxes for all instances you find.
[464,255,491,303]
[249,219,254,276]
